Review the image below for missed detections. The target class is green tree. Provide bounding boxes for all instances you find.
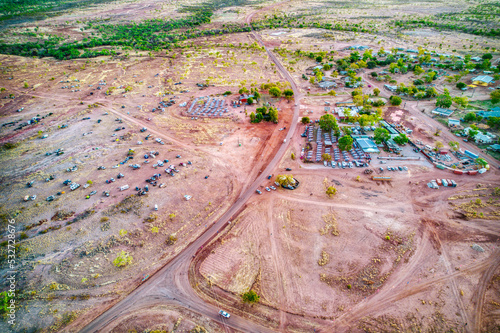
[283,89,294,100]
[301,116,310,124]
[393,133,408,145]
[476,158,488,168]
[468,129,478,140]
[389,95,402,106]
[463,112,476,123]
[491,90,500,104]
[249,112,256,122]
[268,107,279,123]
[413,65,424,75]
[242,290,260,304]
[113,251,133,267]
[448,141,459,151]
[456,82,467,89]
[453,96,468,108]
[247,97,254,104]
[319,114,338,132]
[315,56,323,63]
[434,141,444,151]
[373,88,380,96]
[269,87,282,98]
[326,186,337,198]
[338,135,353,151]
[436,94,452,108]
[487,117,500,129]
[374,128,390,144]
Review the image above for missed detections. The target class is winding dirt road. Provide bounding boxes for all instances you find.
[79,2,302,332]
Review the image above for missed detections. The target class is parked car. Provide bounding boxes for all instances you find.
[285,168,292,171]
[265,187,271,192]
[267,175,272,179]
[270,186,276,190]
[219,310,230,318]
[256,189,262,194]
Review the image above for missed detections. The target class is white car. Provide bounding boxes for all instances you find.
[219,310,230,318]
[270,186,276,190]
[265,187,271,192]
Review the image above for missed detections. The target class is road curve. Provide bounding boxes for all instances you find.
[80,2,301,332]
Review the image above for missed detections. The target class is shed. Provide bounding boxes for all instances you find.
[448,118,460,127]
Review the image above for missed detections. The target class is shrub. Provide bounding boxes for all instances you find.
[20,232,28,240]
[242,290,260,303]
[113,251,133,267]
[100,217,109,223]
[347,284,352,289]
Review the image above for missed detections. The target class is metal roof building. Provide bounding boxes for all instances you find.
[353,135,380,153]
[472,75,494,85]
[432,107,454,117]
[476,110,500,118]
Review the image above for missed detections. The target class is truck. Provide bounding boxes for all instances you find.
[120,185,129,191]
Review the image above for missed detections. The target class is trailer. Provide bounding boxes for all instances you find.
[453,169,464,175]
[371,176,392,181]
[450,180,457,187]
[464,150,479,159]
[468,170,478,175]
[441,179,448,187]
[120,185,129,191]
[430,180,439,189]
[436,179,442,186]
[436,164,445,170]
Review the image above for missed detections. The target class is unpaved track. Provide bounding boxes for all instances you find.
[472,250,500,332]
[79,2,301,332]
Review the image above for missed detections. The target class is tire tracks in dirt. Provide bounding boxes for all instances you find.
[472,248,500,332]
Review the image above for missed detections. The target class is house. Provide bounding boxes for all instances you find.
[336,107,360,119]
[471,75,494,86]
[489,144,500,152]
[476,110,500,119]
[463,127,496,143]
[406,49,418,53]
[317,81,336,90]
[471,56,482,62]
[432,107,454,117]
[448,118,461,127]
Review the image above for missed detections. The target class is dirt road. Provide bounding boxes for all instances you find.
[79,2,302,332]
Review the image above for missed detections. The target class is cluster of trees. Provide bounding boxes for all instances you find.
[393,15,500,38]
[0,4,253,59]
[250,106,278,123]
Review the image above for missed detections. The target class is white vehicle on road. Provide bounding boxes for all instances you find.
[219,310,230,318]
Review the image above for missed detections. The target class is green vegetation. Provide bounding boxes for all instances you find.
[250,106,278,123]
[389,96,402,106]
[374,128,390,144]
[301,116,310,124]
[0,291,13,315]
[113,251,133,267]
[326,186,337,198]
[319,114,339,132]
[338,135,353,151]
[241,290,260,304]
[393,133,409,145]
